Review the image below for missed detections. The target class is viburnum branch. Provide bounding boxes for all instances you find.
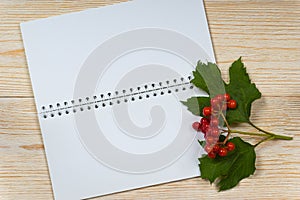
[182,58,293,191]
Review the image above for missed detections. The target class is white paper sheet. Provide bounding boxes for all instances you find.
[21,0,215,199]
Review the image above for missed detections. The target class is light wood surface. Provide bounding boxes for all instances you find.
[1,0,300,199]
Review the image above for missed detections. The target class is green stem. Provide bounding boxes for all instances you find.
[269,134,293,140]
[248,121,293,140]
[254,136,275,147]
[230,130,268,137]
[248,121,274,135]
[219,114,292,142]
[229,129,292,140]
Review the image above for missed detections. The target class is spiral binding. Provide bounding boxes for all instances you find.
[40,76,194,119]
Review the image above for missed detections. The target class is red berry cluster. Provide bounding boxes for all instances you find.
[192,93,237,159]
[207,141,235,159]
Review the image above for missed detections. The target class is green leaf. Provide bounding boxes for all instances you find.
[191,69,209,94]
[198,140,206,148]
[188,57,261,124]
[225,57,262,124]
[191,61,226,96]
[199,137,256,191]
[181,97,210,117]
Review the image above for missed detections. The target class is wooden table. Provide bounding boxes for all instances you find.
[1,0,299,199]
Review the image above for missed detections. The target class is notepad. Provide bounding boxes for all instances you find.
[20,0,215,199]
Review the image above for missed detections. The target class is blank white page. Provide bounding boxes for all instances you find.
[20,0,215,199]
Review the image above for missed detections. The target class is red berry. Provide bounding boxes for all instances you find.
[206,136,218,146]
[192,122,201,131]
[210,98,219,108]
[228,99,237,109]
[201,123,210,134]
[206,136,215,144]
[210,117,219,127]
[208,151,216,159]
[226,142,235,151]
[224,93,231,101]
[210,128,220,137]
[212,144,220,153]
[204,144,213,153]
[203,106,212,116]
[200,117,210,125]
[215,94,224,102]
[218,147,228,157]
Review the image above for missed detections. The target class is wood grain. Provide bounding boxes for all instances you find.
[0,0,300,199]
